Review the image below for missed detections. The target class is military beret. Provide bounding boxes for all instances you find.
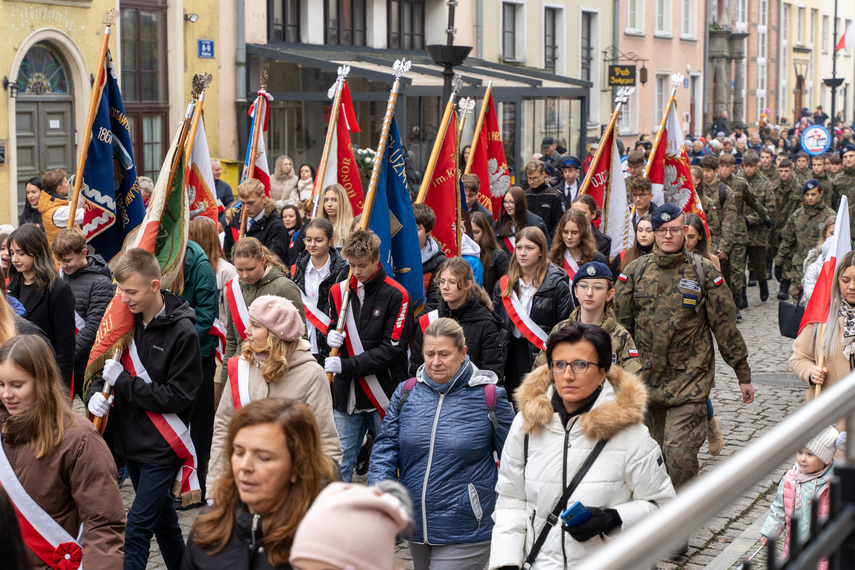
[572,262,613,289]
[802,178,822,194]
[841,144,855,158]
[651,203,683,229]
[560,155,581,169]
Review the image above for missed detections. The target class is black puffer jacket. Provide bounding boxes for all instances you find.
[223,199,289,263]
[494,211,551,255]
[409,295,505,379]
[491,263,572,367]
[592,223,612,258]
[62,254,114,380]
[291,247,350,358]
[327,266,413,413]
[525,183,565,241]
[483,247,510,294]
[182,505,291,569]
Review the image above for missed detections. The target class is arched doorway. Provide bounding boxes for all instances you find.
[15,43,75,216]
[793,75,805,126]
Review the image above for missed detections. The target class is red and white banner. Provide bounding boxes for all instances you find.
[301,290,332,335]
[647,99,709,236]
[583,126,632,258]
[242,91,273,196]
[418,309,439,334]
[225,277,249,341]
[502,236,515,255]
[563,251,580,281]
[187,118,218,224]
[424,113,460,257]
[500,276,548,351]
[837,21,855,51]
[210,318,226,363]
[227,356,252,411]
[800,196,852,335]
[469,93,511,219]
[320,81,364,215]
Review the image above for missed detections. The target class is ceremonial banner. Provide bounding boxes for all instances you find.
[320,81,365,214]
[584,126,632,257]
[187,117,218,223]
[469,93,511,218]
[424,112,460,257]
[241,91,273,195]
[81,50,145,265]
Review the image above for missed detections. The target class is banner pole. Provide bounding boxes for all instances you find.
[416,74,462,204]
[311,66,350,218]
[239,71,269,239]
[464,80,493,175]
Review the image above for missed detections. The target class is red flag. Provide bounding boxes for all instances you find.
[424,113,459,257]
[186,118,218,224]
[321,81,364,214]
[836,20,855,51]
[584,128,614,230]
[799,197,851,334]
[648,99,709,235]
[469,94,511,218]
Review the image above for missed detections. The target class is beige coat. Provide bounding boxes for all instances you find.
[791,320,850,433]
[207,339,342,499]
[270,173,300,210]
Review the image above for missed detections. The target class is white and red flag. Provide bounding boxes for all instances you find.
[186,117,218,223]
[423,112,460,257]
[583,125,632,258]
[836,21,855,51]
[468,93,511,219]
[647,99,708,235]
[800,196,851,335]
[241,90,273,195]
[320,81,365,214]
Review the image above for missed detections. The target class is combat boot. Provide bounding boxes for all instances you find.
[734,291,746,310]
[777,280,790,301]
[707,416,724,456]
[748,271,757,286]
[736,309,743,321]
[759,280,769,302]
[742,291,749,308]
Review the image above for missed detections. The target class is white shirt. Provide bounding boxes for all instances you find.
[511,278,537,339]
[304,256,331,353]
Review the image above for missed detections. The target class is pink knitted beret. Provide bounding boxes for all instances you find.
[248,295,305,341]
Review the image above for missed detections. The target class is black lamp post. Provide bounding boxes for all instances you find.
[823,0,843,130]
[427,0,472,101]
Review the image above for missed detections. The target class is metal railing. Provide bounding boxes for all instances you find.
[578,373,855,569]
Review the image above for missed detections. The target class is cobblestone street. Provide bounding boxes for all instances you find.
[122,284,808,569]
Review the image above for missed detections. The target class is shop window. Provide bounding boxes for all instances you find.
[388,0,425,51]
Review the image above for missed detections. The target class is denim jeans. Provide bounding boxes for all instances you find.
[334,409,383,482]
[124,461,185,570]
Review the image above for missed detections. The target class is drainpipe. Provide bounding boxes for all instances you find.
[236,0,248,160]
[703,1,711,131]
[476,0,483,58]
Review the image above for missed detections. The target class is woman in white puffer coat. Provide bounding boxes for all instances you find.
[489,322,675,570]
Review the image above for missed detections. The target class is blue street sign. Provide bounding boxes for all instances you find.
[683,78,689,88]
[198,39,214,59]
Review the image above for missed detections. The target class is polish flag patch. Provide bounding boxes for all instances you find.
[628,349,639,357]
[713,276,724,286]
[618,273,627,282]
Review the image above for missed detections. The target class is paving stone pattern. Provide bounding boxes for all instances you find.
[111,285,806,569]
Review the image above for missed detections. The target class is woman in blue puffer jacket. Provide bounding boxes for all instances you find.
[368,317,515,570]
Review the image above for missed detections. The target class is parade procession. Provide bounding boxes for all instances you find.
[5,1,855,569]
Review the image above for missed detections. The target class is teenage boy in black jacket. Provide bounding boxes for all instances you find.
[86,248,202,570]
[325,230,413,482]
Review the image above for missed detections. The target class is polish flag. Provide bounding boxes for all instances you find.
[241,91,273,195]
[647,99,709,235]
[583,125,632,258]
[836,21,855,51]
[320,82,365,214]
[186,118,218,223]
[800,197,851,335]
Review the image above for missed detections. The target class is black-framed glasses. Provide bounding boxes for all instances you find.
[549,359,599,374]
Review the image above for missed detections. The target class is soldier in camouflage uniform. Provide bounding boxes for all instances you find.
[533,262,640,374]
[759,148,781,190]
[832,144,855,238]
[615,203,754,491]
[812,154,834,208]
[793,152,812,186]
[740,151,776,301]
[771,159,803,300]
[696,156,726,254]
[774,179,836,298]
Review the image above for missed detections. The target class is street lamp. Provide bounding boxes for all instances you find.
[426,0,471,101]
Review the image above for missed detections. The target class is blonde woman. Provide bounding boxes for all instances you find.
[271,155,300,210]
[320,184,354,249]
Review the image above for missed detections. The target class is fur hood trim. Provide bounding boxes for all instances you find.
[514,364,648,440]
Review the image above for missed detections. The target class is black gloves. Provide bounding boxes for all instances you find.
[564,507,622,542]
[774,264,783,282]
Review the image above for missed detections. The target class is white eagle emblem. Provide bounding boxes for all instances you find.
[663,164,692,209]
[488,159,511,198]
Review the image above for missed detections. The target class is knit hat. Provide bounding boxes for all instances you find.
[651,203,683,230]
[290,482,412,570]
[247,295,305,341]
[805,426,840,465]
[572,262,613,290]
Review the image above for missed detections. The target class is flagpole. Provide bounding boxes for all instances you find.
[464,81,492,174]
[239,71,269,239]
[643,74,683,179]
[67,9,119,228]
[457,97,474,149]
[184,74,213,164]
[416,74,462,203]
[455,98,475,255]
[311,66,351,218]
[579,87,635,196]
[326,59,412,383]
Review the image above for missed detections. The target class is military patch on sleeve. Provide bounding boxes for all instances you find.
[628,348,639,357]
[682,293,699,308]
[679,279,701,293]
[612,353,617,363]
[618,273,627,282]
[713,275,724,286]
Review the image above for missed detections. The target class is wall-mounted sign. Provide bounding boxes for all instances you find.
[198,40,214,60]
[608,65,636,87]
[801,124,831,156]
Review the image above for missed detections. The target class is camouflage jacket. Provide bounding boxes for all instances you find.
[718,175,769,252]
[699,177,726,252]
[814,171,834,208]
[774,202,836,270]
[773,176,803,234]
[759,165,781,190]
[793,167,811,186]
[615,246,751,407]
[742,172,777,246]
[532,307,642,374]
[832,166,855,237]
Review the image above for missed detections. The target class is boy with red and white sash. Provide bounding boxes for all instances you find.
[324,231,413,482]
[86,249,202,570]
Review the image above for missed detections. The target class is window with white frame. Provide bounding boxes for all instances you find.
[847,20,853,56]
[823,16,829,53]
[797,7,804,44]
[580,11,595,83]
[810,10,816,46]
[655,0,669,35]
[626,0,643,34]
[502,3,524,61]
[544,7,560,72]
[655,74,668,121]
[681,0,696,38]
[783,5,789,42]
[736,0,747,27]
[619,91,634,134]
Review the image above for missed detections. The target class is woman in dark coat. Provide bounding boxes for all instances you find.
[471,211,509,295]
[19,177,43,227]
[493,187,550,255]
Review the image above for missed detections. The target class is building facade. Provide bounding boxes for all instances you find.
[744,0,780,127]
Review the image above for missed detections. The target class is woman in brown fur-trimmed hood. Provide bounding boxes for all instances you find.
[489,323,675,570]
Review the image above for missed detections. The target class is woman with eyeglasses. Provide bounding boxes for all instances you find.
[290,219,350,364]
[533,262,641,375]
[490,322,675,569]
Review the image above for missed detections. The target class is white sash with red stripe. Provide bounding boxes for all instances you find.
[226,356,252,410]
[225,277,249,341]
[300,290,332,335]
[73,311,85,335]
[418,309,439,334]
[0,442,83,569]
[210,318,227,363]
[122,340,201,504]
[500,278,548,351]
[502,236,515,254]
[563,251,580,281]
[336,281,390,418]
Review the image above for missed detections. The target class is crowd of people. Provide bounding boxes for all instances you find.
[1,114,853,569]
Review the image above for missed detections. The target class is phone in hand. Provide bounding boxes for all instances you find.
[560,501,591,528]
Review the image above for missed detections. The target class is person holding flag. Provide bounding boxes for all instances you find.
[223,179,290,263]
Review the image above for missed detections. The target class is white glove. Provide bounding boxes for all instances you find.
[102,359,124,387]
[324,356,342,375]
[327,330,346,348]
[206,499,215,507]
[88,393,114,417]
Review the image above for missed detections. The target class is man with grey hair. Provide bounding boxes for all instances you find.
[211,158,234,227]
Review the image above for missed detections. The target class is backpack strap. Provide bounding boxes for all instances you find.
[396,378,419,412]
[718,183,728,209]
[633,254,651,284]
[484,383,500,431]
